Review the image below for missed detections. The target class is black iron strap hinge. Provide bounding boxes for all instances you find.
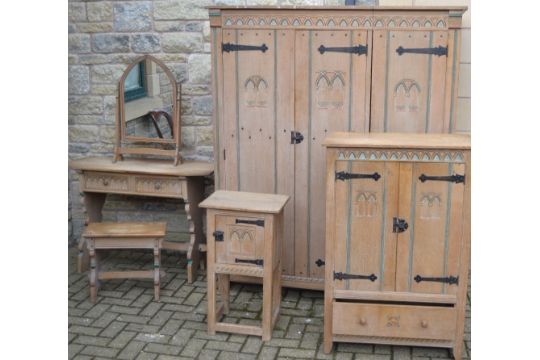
[235,219,264,227]
[414,275,459,285]
[291,131,304,144]
[315,259,325,267]
[419,174,465,184]
[213,231,224,242]
[222,42,268,53]
[392,217,409,233]
[235,258,264,266]
[335,171,381,181]
[334,272,377,282]
[318,44,368,56]
[396,45,448,57]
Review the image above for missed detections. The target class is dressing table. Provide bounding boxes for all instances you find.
[70,55,214,283]
[70,157,213,283]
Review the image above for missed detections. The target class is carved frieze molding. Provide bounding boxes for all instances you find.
[221,15,448,30]
[336,149,465,163]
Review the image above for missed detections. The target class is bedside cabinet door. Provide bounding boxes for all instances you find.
[396,162,466,295]
[214,214,266,266]
[333,160,399,292]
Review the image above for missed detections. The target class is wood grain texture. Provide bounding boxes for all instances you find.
[70,157,213,177]
[199,190,289,214]
[322,132,470,149]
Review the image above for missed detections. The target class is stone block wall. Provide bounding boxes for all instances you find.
[68,0,377,245]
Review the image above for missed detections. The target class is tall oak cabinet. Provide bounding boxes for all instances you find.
[209,5,466,289]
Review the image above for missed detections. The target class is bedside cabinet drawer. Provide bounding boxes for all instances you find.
[134,176,186,198]
[333,302,456,341]
[82,172,129,193]
[214,214,265,266]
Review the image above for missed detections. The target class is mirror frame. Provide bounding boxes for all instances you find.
[114,55,182,165]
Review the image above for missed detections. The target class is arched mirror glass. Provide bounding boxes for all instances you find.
[115,55,182,165]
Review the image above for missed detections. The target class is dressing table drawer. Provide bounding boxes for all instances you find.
[134,176,186,198]
[82,172,129,193]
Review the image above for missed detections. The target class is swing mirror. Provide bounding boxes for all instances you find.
[114,55,182,165]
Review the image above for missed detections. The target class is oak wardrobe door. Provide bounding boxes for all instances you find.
[220,29,296,276]
[295,30,370,279]
[333,161,398,292]
[371,30,449,133]
[395,162,466,296]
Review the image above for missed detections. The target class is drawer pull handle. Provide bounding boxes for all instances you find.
[396,45,447,57]
[318,44,368,56]
[102,179,109,186]
[333,271,377,282]
[419,173,465,184]
[235,258,264,266]
[335,171,381,181]
[235,219,265,227]
[359,318,367,326]
[154,182,161,190]
[421,320,429,328]
[414,274,459,285]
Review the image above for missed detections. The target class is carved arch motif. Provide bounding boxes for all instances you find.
[394,79,421,113]
[244,75,269,108]
[315,71,346,109]
[229,227,256,257]
[419,192,442,220]
[354,191,377,218]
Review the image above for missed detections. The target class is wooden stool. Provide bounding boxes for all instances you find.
[200,191,289,341]
[82,222,166,303]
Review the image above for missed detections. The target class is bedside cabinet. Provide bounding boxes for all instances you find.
[200,190,289,341]
[322,133,470,360]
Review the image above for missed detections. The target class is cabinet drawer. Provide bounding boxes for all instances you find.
[82,172,129,192]
[214,214,265,267]
[134,176,186,198]
[332,302,456,341]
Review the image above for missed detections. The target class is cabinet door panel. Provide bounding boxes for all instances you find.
[396,162,465,295]
[214,214,265,265]
[221,29,295,276]
[295,30,369,279]
[371,30,449,133]
[333,161,398,292]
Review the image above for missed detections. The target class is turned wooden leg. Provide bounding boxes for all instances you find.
[78,192,106,273]
[217,274,230,314]
[88,241,97,303]
[153,241,161,302]
[185,177,205,283]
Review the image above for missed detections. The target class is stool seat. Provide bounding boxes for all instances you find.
[82,222,167,303]
[83,222,166,238]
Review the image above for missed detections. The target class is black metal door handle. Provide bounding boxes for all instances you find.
[213,231,224,241]
[315,259,325,267]
[419,174,465,183]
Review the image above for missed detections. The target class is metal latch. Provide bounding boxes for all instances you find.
[315,259,325,267]
[291,131,304,144]
[213,231,224,242]
[392,218,408,233]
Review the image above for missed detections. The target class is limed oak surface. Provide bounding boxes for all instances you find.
[199,190,289,214]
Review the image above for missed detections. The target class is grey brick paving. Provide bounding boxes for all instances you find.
[68,248,471,359]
